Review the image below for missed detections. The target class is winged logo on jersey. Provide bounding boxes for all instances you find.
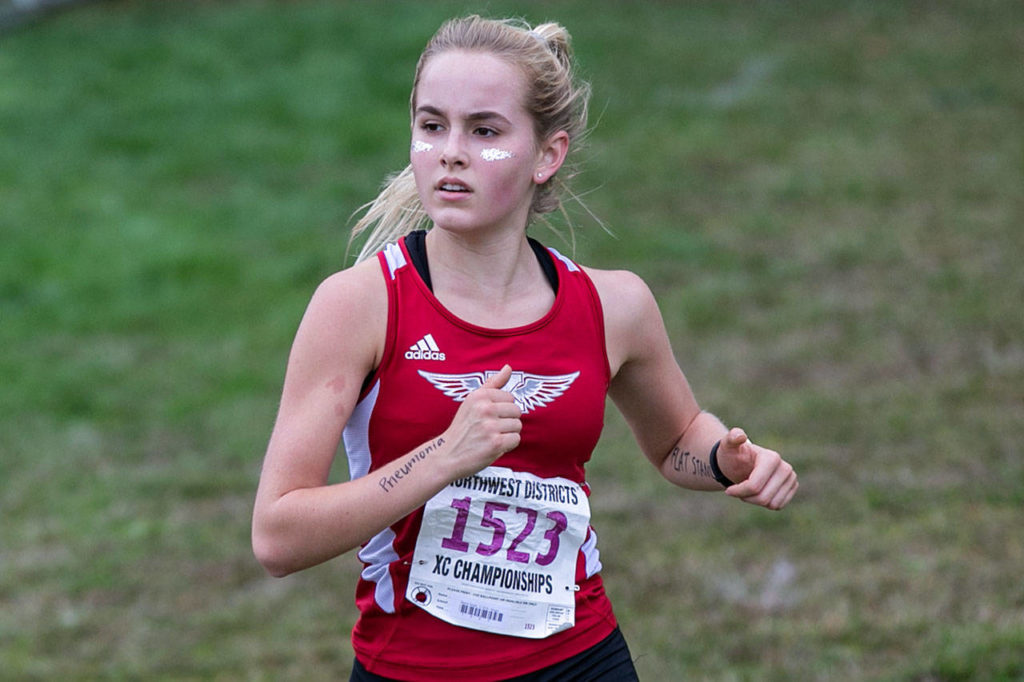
[417,369,580,414]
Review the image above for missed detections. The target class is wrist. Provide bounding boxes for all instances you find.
[708,440,735,488]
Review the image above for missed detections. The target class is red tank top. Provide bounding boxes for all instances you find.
[342,238,617,680]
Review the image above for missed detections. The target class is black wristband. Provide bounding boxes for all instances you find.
[709,440,735,488]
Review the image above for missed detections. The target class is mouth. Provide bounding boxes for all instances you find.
[437,178,471,194]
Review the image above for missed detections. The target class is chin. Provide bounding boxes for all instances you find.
[425,209,485,234]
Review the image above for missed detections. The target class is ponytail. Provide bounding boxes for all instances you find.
[348,165,428,263]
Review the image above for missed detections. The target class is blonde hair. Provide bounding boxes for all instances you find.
[349,15,592,262]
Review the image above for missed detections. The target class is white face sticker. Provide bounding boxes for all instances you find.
[480,148,515,162]
[412,140,434,153]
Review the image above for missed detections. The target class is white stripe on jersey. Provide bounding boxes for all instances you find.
[342,380,379,480]
[343,380,400,613]
[547,247,580,273]
[582,527,602,579]
[358,527,400,614]
[382,242,407,280]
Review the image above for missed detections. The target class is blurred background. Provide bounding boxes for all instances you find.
[1,1,1022,679]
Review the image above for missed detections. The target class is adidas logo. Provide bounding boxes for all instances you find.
[405,333,446,361]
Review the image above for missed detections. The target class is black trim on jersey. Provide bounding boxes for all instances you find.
[405,230,433,291]
[528,236,560,294]
[403,230,559,294]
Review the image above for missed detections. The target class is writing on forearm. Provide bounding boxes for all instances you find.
[668,446,715,480]
[379,438,445,493]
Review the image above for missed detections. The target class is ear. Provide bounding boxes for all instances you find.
[534,130,570,184]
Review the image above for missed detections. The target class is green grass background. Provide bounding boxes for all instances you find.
[2,1,1022,679]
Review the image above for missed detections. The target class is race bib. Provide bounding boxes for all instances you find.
[407,466,590,639]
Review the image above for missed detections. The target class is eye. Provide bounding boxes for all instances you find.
[419,121,444,133]
[474,127,498,137]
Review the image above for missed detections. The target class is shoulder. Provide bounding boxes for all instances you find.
[582,266,654,304]
[582,266,661,328]
[581,266,665,374]
[293,256,388,373]
[311,256,387,310]
[304,257,387,331]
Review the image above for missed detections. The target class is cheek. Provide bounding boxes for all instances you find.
[410,143,436,186]
[410,157,436,205]
[478,142,538,191]
[410,139,436,177]
[485,161,537,205]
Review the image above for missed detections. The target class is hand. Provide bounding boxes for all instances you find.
[440,365,523,479]
[718,427,798,510]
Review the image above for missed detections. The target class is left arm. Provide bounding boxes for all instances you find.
[586,267,798,510]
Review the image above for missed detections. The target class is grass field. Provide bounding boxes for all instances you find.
[1,1,1022,679]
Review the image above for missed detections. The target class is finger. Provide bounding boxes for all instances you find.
[730,462,796,509]
[494,401,523,419]
[756,479,794,511]
[724,451,775,498]
[725,427,748,450]
[498,415,523,433]
[482,364,513,390]
[739,470,786,508]
[725,479,758,499]
[497,432,521,453]
[768,474,799,510]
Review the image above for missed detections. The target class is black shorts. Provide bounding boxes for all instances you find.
[350,626,639,681]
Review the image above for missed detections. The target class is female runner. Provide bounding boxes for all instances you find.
[252,15,798,681]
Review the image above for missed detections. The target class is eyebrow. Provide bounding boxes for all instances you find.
[414,105,511,125]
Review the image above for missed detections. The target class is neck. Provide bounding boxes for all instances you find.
[424,227,554,326]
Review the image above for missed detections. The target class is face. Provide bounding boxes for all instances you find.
[410,50,566,236]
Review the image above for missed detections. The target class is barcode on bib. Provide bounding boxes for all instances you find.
[459,602,504,623]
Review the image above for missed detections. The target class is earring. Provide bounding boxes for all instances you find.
[536,172,544,179]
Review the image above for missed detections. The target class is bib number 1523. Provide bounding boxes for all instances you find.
[440,497,567,566]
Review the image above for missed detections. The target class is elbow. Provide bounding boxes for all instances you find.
[252,496,304,577]
[260,560,295,579]
[254,544,297,578]
[252,528,298,578]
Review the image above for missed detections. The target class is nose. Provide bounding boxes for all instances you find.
[440,131,468,168]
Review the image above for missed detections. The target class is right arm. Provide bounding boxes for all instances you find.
[251,260,521,577]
